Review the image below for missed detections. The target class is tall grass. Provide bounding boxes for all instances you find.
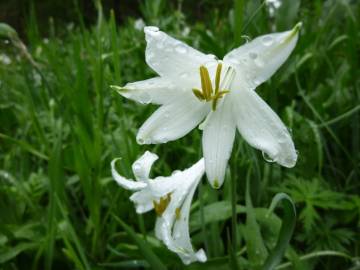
[0,0,359,269]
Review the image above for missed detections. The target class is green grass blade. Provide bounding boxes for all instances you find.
[113,215,167,270]
[262,193,296,270]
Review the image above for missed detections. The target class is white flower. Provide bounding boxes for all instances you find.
[111,151,206,265]
[112,24,301,188]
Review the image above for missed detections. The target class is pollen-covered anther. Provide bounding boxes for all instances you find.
[153,193,172,216]
[192,63,235,111]
[175,207,181,220]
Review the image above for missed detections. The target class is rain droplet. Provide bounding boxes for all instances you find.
[262,151,275,163]
[249,52,258,60]
[137,138,145,144]
[180,72,188,79]
[254,58,264,67]
[138,92,152,104]
[172,170,181,176]
[262,36,273,46]
[133,162,142,173]
[175,43,187,54]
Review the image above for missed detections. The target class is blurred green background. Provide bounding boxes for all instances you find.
[0,0,359,269]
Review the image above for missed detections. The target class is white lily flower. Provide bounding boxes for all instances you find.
[111,151,207,264]
[112,23,301,188]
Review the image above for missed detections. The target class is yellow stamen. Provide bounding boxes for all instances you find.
[193,63,233,111]
[175,207,181,220]
[192,88,205,101]
[153,193,172,216]
[214,63,222,94]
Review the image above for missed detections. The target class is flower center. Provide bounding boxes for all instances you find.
[192,62,236,111]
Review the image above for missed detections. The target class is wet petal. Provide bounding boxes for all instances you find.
[155,159,206,264]
[144,26,216,88]
[202,99,236,188]
[137,94,210,144]
[224,23,301,88]
[112,77,179,105]
[132,151,159,181]
[232,89,297,167]
[111,158,147,190]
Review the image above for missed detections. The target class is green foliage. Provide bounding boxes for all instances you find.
[0,0,359,269]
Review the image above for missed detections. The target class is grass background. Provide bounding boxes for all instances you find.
[0,0,359,269]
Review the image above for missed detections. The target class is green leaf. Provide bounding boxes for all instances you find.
[0,242,37,264]
[245,175,268,269]
[113,215,167,270]
[190,201,246,232]
[262,193,296,270]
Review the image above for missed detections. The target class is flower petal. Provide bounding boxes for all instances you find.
[130,189,154,214]
[112,77,179,105]
[111,158,147,190]
[144,26,216,88]
[137,94,210,144]
[202,99,236,188]
[224,23,301,88]
[232,89,297,167]
[132,151,159,181]
[155,158,206,265]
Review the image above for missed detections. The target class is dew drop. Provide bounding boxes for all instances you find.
[133,162,142,173]
[137,138,145,144]
[175,43,187,54]
[172,170,181,176]
[138,92,152,104]
[180,72,188,79]
[249,51,258,60]
[262,36,273,46]
[262,151,275,163]
[254,58,264,67]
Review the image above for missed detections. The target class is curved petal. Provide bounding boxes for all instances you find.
[155,158,206,265]
[144,26,216,88]
[232,89,297,167]
[112,77,179,105]
[137,94,210,144]
[224,23,301,88]
[111,158,147,190]
[202,98,236,188]
[130,189,154,214]
[132,151,159,181]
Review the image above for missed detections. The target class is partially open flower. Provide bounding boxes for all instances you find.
[111,151,206,264]
[112,23,301,188]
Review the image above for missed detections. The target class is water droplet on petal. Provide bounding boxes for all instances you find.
[262,36,273,46]
[138,92,152,104]
[262,151,275,163]
[133,162,142,173]
[180,72,189,79]
[249,52,258,60]
[175,43,187,54]
[172,170,181,176]
[254,58,264,67]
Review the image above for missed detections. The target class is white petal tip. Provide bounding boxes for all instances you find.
[294,22,303,32]
[144,26,160,34]
[110,85,123,91]
[210,178,222,189]
[195,249,207,262]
